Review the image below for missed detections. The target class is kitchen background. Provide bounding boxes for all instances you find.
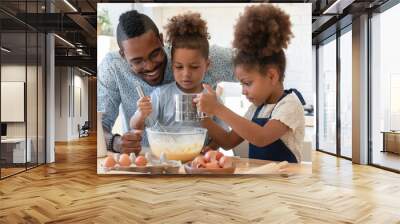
[97,3,314,161]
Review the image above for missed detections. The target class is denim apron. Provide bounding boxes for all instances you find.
[248,89,306,163]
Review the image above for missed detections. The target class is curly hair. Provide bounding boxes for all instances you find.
[233,4,294,81]
[116,10,160,50]
[164,12,210,58]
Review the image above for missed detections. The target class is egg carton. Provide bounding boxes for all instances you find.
[101,152,182,174]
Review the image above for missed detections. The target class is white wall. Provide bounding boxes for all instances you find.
[73,73,89,138]
[1,65,34,137]
[54,67,89,141]
[98,3,134,37]
[55,66,68,141]
[1,65,26,140]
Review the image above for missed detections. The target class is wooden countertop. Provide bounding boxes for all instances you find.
[97,154,311,175]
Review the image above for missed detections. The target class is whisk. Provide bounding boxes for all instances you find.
[134,81,177,144]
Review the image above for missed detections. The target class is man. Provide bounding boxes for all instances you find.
[98,10,234,154]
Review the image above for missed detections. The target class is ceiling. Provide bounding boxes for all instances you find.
[310,0,391,44]
[0,0,395,75]
[0,0,97,74]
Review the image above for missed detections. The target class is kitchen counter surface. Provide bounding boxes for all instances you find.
[97,154,311,175]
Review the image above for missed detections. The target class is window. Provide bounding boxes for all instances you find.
[0,1,47,179]
[339,28,352,158]
[317,36,337,154]
[370,3,400,171]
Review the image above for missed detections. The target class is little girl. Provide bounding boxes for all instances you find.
[195,4,305,163]
[130,12,224,149]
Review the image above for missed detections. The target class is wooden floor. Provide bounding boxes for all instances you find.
[1,167,26,178]
[1,135,400,223]
[1,163,45,178]
[372,150,400,171]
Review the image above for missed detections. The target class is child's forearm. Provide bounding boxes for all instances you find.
[130,111,146,130]
[206,140,220,150]
[202,119,241,149]
[214,105,288,147]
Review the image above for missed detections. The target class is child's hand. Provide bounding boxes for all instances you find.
[201,146,214,154]
[194,84,221,115]
[137,96,152,119]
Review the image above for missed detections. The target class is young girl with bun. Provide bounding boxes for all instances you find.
[195,4,306,162]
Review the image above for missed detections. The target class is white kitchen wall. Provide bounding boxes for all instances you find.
[97,3,134,66]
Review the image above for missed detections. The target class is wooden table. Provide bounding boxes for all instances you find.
[381,131,400,154]
[97,154,311,175]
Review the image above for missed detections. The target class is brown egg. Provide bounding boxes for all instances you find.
[119,153,131,167]
[135,156,147,167]
[104,155,117,168]
[215,151,224,161]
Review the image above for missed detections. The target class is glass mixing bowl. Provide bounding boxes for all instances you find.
[146,126,207,162]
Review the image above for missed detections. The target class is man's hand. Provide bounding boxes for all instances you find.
[137,96,152,120]
[118,130,143,155]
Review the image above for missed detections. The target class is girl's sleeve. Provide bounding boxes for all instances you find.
[243,104,256,121]
[271,97,304,132]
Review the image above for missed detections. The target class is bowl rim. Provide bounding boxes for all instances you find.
[146,126,207,135]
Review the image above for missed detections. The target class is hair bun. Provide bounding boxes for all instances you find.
[165,12,209,44]
[233,4,293,58]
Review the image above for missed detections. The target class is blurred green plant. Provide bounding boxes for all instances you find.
[97,9,113,36]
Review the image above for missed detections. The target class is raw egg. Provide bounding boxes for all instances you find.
[119,153,131,167]
[215,151,224,161]
[135,156,147,166]
[104,155,117,168]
